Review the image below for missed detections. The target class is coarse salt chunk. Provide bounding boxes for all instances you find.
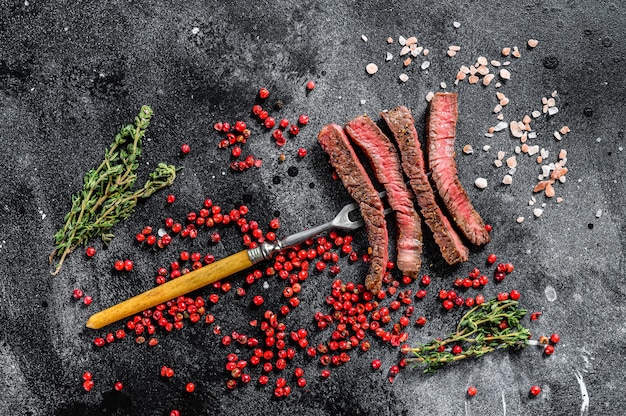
[485,132,494,138]
[447,50,457,57]
[387,37,394,44]
[360,99,367,105]
[494,159,503,167]
[528,131,537,139]
[533,208,544,217]
[477,65,490,76]
[497,113,504,120]
[510,121,524,138]
[506,156,517,168]
[403,57,412,67]
[191,27,200,35]
[548,106,559,116]
[400,46,411,56]
[493,103,502,113]
[453,21,461,28]
[440,81,447,89]
[483,73,495,86]
[425,91,435,102]
[554,131,562,141]
[494,121,508,132]
[385,52,393,61]
[398,35,407,46]
[406,36,418,45]
[532,110,542,118]
[366,63,379,74]
[463,144,474,154]
[158,228,168,237]
[499,68,511,80]
[362,35,368,42]
[483,145,491,151]
[527,39,539,48]
[421,61,430,70]
[502,174,513,185]
[497,150,506,160]
[516,216,525,223]
[502,47,511,56]
[527,145,540,156]
[474,177,488,189]
[556,197,563,203]
[399,73,409,82]
[460,65,470,74]
[559,149,567,159]
[491,60,501,67]
[477,56,488,66]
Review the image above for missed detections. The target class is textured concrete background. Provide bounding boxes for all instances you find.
[0,0,624,415]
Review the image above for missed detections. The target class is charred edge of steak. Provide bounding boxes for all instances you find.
[345,115,422,278]
[317,124,388,292]
[381,106,469,265]
[427,93,490,246]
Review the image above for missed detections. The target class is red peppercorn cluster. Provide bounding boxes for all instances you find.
[212,86,312,170]
[82,371,94,392]
[214,230,359,395]
[113,259,134,272]
[433,255,518,311]
[536,332,560,356]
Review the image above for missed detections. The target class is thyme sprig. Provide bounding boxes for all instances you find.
[406,299,531,373]
[50,106,179,275]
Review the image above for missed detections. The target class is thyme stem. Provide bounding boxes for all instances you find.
[406,299,531,373]
[50,106,179,275]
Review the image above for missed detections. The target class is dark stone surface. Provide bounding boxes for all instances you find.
[0,0,624,415]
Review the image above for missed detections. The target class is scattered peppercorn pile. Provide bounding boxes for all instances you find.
[73,86,559,413]
[79,190,559,406]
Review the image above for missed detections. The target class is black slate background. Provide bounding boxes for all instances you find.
[1,0,624,415]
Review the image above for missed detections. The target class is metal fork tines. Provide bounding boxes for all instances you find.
[254,193,390,262]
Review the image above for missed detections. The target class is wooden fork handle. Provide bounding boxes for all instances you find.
[86,249,254,329]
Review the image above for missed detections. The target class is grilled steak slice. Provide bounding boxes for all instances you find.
[345,115,422,278]
[427,93,490,246]
[317,124,388,292]
[381,106,469,264]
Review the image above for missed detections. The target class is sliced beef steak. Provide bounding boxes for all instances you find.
[427,93,490,246]
[317,124,388,292]
[345,115,422,278]
[381,106,469,265]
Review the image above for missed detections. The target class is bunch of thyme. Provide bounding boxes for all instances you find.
[50,105,179,274]
[406,299,531,373]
